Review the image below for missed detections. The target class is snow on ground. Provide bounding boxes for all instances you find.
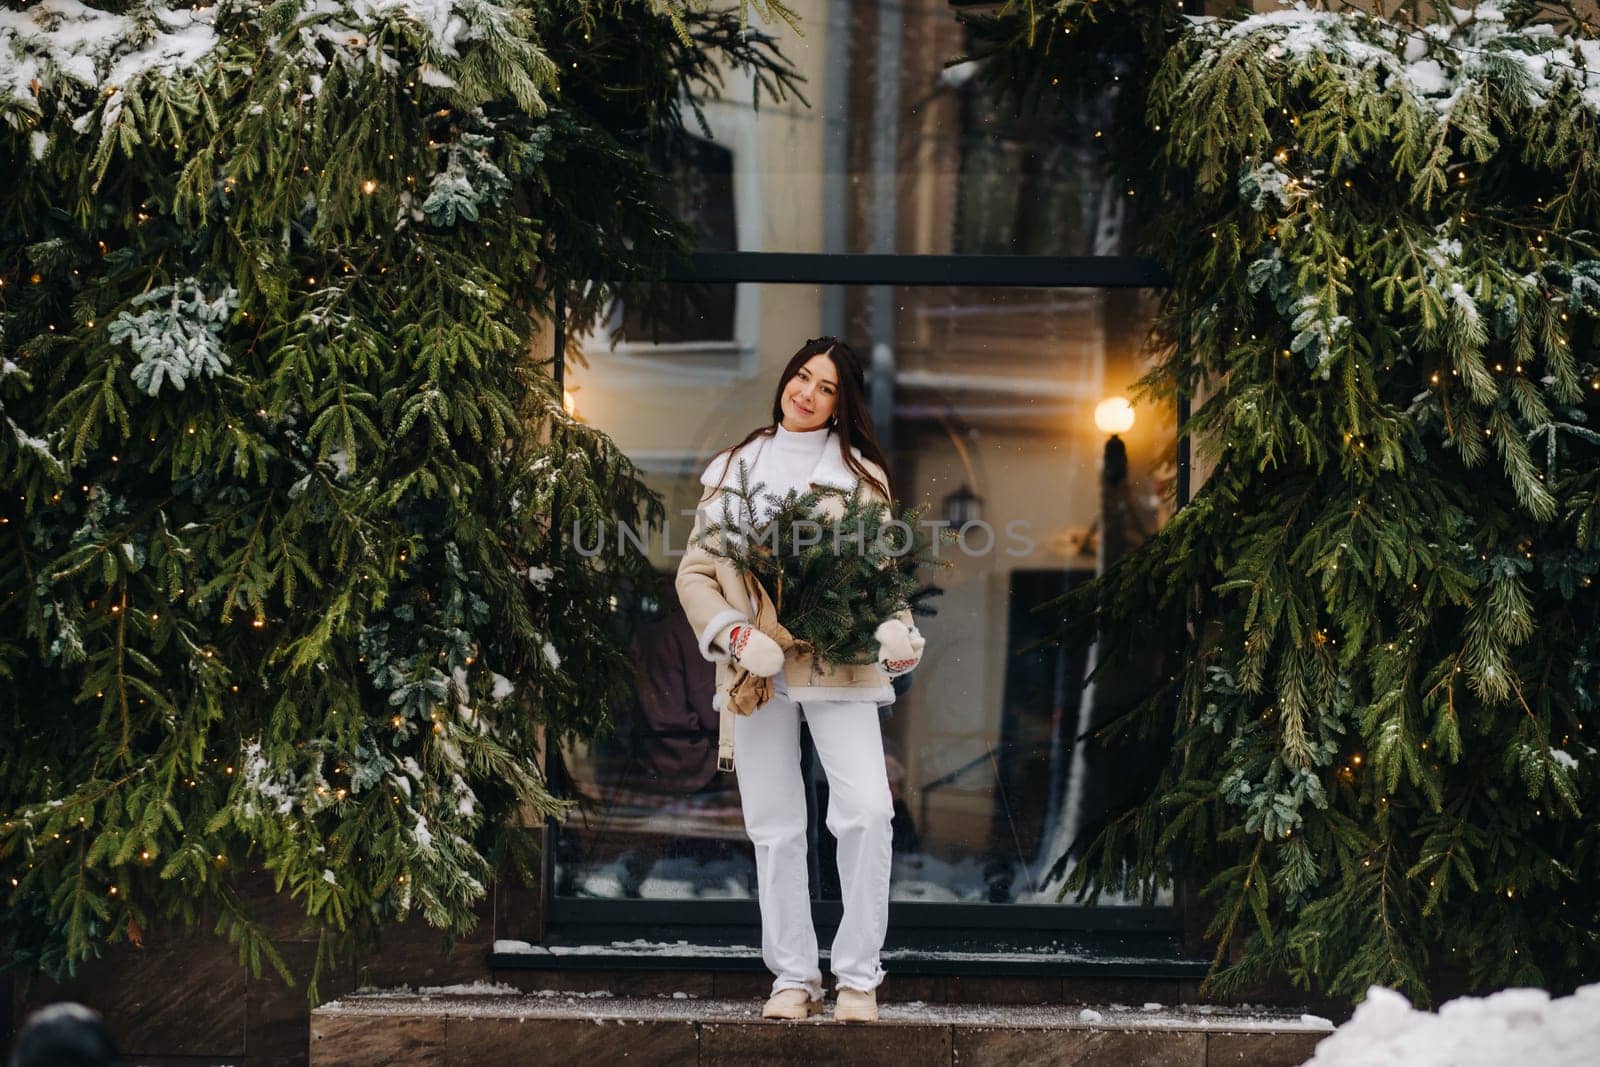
[321,979,1600,1060]
[493,939,761,959]
[320,990,1335,1032]
[356,979,522,996]
[1306,983,1600,1067]
[491,937,1204,969]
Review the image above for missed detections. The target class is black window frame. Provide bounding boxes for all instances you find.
[529,250,1194,973]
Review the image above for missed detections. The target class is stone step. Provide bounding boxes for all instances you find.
[310,989,1334,1066]
[490,963,1215,1009]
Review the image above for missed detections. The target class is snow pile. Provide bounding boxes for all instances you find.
[492,938,760,960]
[414,980,520,995]
[1306,984,1600,1067]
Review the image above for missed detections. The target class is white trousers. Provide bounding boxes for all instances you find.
[734,673,894,1000]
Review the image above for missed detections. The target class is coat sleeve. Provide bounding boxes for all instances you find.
[675,484,750,664]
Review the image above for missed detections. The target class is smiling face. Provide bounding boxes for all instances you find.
[779,352,839,432]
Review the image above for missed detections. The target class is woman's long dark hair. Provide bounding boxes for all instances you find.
[705,337,894,502]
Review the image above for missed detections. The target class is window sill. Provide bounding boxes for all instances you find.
[608,340,746,359]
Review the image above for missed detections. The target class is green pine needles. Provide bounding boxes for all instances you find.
[693,459,948,666]
[0,0,803,991]
[979,0,1600,1003]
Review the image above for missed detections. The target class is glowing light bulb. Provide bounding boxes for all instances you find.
[1093,397,1135,435]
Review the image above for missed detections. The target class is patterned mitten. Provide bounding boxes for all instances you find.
[718,622,785,678]
[875,619,925,677]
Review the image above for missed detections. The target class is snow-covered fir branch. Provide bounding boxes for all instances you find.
[1189,0,1600,121]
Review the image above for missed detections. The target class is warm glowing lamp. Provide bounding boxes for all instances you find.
[1093,396,1135,435]
[562,388,579,418]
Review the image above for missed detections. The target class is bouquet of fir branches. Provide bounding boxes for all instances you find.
[694,460,949,666]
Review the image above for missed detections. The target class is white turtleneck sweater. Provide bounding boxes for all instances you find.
[701,422,899,706]
[750,422,831,523]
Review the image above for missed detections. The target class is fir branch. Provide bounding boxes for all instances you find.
[975,0,1600,1003]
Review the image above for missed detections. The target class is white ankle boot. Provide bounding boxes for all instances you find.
[834,986,878,1023]
[761,988,822,1020]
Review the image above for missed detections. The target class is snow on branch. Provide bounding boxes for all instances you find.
[108,279,239,396]
[1189,0,1600,120]
[1,0,552,134]
[0,0,218,130]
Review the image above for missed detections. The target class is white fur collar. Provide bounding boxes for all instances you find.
[699,428,863,492]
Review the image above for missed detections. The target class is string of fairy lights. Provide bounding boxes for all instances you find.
[2,0,1596,918]
[0,89,491,903]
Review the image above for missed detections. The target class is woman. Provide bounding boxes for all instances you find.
[675,337,925,1023]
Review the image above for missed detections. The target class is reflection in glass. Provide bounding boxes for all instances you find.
[552,580,755,900]
[551,282,1173,906]
[620,134,737,345]
[549,0,1175,911]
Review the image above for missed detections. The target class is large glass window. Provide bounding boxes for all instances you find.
[952,32,1104,257]
[544,0,1176,924]
[618,134,739,346]
[549,281,1174,908]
